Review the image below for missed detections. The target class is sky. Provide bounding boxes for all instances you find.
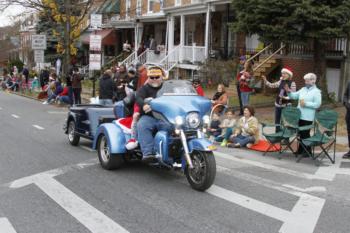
[0,5,26,27]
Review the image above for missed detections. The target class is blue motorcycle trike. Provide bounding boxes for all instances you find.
[92,80,216,191]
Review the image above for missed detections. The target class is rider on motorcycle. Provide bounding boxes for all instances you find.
[135,66,173,163]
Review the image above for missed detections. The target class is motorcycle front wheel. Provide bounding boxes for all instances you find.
[185,150,216,191]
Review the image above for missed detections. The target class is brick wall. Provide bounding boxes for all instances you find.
[142,0,148,15]
[182,0,191,5]
[164,0,175,8]
[120,0,126,18]
[281,57,314,89]
[129,0,137,18]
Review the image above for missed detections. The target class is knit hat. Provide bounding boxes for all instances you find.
[281,67,293,78]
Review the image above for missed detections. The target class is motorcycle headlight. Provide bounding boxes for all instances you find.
[186,112,200,129]
[203,115,210,125]
[175,116,184,126]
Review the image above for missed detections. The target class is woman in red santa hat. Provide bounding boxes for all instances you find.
[262,67,296,132]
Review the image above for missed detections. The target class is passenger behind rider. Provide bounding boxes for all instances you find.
[135,66,173,162]
[215,108,236,147]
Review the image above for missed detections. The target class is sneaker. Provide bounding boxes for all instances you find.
[220,139,228,147]
[343,151,350,159]
[125,138,138,150]
[227,143,241,148]
[42,101,48,105]
[246,143,253,148]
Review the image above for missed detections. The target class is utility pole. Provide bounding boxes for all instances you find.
[63,0,71,77]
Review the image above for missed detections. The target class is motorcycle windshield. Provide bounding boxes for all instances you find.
[151,80,211,124]
[157,80,197,97]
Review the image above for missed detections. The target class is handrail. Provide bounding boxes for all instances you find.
[158,46,180,65]
[246,43,272,63]
[253,45,285,72]
[119,51,136,67]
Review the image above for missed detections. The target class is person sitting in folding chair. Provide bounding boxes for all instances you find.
[286,73,322,158]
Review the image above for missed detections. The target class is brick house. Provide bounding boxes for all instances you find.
[97,0,347,101]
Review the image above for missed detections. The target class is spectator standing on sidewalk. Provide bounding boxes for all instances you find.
[343,80,350,158]
[236,55,246,115]
[262,67,296,132]
[71,67,82,104]
[237,60,254,107]
[286,73,321,156]
[99,70,116,106]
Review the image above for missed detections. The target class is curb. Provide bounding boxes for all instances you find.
[7,91,43,102]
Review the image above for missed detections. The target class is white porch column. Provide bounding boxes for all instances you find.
[204,4,211,59]
[134,24,138,54]
[168,16,175,52]
[180,14,185,61]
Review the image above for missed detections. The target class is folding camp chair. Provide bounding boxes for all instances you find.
[261,107,301,158]
[298,109,338,164]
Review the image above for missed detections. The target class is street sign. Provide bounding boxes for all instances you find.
[34,50,45,63]
[31,35,47,50]
[89,54,101,70]
[90,14,102,28]
[90,34,102,51]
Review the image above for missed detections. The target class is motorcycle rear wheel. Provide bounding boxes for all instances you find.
[185,151,216,191]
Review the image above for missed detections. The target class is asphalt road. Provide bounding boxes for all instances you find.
[1,91,350,233]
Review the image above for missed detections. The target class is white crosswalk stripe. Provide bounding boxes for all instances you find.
[0,218,17,233]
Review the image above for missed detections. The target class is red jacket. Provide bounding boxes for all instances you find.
[59,87,69,97]
[236,72,253,93]
[196,85,205,96]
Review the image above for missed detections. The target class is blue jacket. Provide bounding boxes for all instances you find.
[288,85,322,121]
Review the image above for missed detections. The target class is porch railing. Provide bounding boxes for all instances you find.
[119,51,137,67]
[158,46,180,73]
[181,45,206,64]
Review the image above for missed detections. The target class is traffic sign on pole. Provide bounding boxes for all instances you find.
[90,14,102,28]
[89,54,101,70]
[34,50,45,63]
[90,35,102,51]
[32,35,47,50]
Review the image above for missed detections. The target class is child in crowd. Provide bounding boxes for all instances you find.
[208,113,222,139]
[215,108,236,146]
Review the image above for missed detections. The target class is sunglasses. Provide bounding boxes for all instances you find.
[149,76,161,80]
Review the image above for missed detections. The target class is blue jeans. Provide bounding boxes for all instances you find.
[59,96,71,104]
[47,94,57,103]
[137,115,173,156]
[99,99,113,106]
[241,92,251,107]
[231,134,255,147]
[215,128,233,142]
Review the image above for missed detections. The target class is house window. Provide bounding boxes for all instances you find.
[175,0,181,6]
[148,0,155,13]
[136,0,141,16]
[126,0,131,17]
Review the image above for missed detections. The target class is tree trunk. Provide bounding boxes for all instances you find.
[313,38,329,101]
[63,0,71,79]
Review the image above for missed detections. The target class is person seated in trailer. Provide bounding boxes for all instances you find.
[215,108,237,147]
[136,66,173,162]
[227,106,259,148]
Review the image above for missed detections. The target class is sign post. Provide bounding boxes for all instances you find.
[32,35,47,50]
[89,14,102,97]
